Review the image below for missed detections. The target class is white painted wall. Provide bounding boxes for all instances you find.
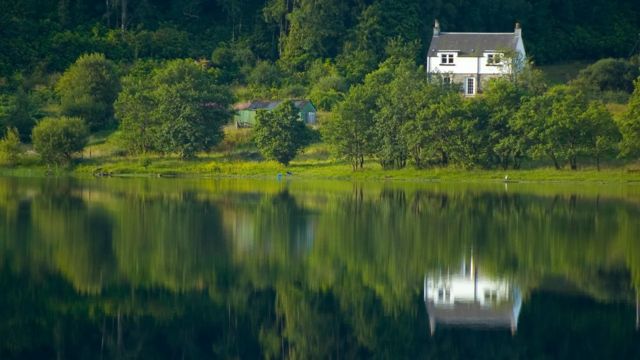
[428,54,479,74]
[427,42,526,76]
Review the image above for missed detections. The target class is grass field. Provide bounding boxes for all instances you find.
[64,154,640,183]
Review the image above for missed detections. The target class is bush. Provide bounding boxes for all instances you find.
[55,53,120,131]
[573,58,639,94]
[32,117,88,165]
[0,127,22,166]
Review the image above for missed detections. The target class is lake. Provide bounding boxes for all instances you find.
[0,176,639,359]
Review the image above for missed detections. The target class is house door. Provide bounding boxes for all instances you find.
[465,77,476,96]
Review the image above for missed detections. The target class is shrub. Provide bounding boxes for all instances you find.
[32,117,88,165]
[0,127,22,166]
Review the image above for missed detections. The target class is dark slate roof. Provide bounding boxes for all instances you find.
[234,100,314,111]
[428,32,519,57]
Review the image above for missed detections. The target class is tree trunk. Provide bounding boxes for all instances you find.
[570,156,577,170]
[549,152,560,170]
[121,0,127,31]
[596,153,601,171]
[441,150,448,166]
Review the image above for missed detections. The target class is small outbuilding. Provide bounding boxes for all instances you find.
[233,100,317,127]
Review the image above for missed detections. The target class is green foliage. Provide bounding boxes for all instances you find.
[482,78,529,169]
[31,116,88,165]
[324,85,377,169]
[308,75,347,111]
[0,127,22,166]
[572,58,639,94]
[618,79,640,158]
[277,0,348,72]
[371,59,422,169]
[247,60,283,89]
[0,86,42,141]
[114,60,159,154]
[254,101,311,165]
[211,41,256,84]
[55,53,120,131]
[515,85,619,169]
[115,59,233,159]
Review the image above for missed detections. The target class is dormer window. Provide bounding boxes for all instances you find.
[487,53,502,65]
[440,53,454,65]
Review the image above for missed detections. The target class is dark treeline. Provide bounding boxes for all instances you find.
[1,0,640,78]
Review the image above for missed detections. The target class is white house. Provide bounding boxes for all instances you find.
[426,20,526,96]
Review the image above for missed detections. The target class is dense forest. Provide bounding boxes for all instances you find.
[2,0,640,78]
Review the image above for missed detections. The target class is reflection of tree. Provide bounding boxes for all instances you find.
[31,181,117,293]
[112,190,228,292]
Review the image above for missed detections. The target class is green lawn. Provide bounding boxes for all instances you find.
[65,154,640,183]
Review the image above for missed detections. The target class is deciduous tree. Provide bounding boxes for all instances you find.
[254,101,310,166]
[55,53,120,131]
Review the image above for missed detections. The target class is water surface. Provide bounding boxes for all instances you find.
[0,177,639,359]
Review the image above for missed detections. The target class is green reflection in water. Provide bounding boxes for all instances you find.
[0,177,639,359]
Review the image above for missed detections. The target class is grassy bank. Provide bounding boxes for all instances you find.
[3,131,640,182]
[65,155,640,183]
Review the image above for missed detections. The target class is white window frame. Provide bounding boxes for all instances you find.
[486,53,503,66]
[465,77,476,96]
[440,53,455,65]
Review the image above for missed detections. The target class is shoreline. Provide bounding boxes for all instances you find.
[1,157,640,183]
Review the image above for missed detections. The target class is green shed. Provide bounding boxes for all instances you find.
[233,100,317,127]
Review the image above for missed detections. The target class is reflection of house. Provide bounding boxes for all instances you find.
[424,256,522,335]
[233,100,317,127]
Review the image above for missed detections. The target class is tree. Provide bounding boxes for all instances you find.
[618,78,640,158]
[115,59,233,158]
[0,127,22,166]
[413,93,472,167]
[153,60,233,159]
[582,101,620,170]
[55,53,120,131]
[516,85,618,170]
[277,0,348,72]
[114,60,159,154]
[373,59,425,169]
[483,78,528,169]
[254,101,310,165]
[324,85,377,170]
[31,117,88,165]
[0,87,41,141]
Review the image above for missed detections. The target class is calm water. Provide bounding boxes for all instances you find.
[0,177,639,359]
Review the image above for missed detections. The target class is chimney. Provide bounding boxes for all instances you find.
[434,19,441,36]
[515,22,522,37]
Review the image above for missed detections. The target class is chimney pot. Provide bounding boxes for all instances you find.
[434,19,441,36]
[515,22,522,37]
